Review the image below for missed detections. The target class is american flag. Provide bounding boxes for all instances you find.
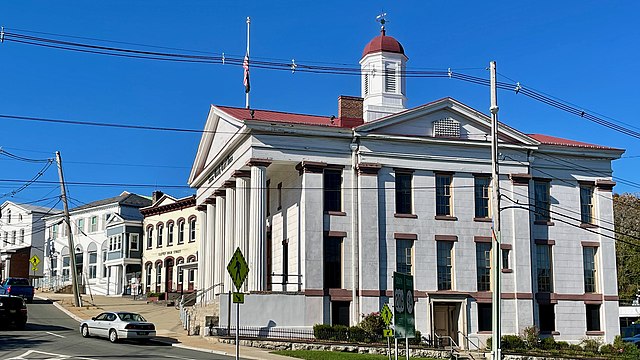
[243,53,250,94]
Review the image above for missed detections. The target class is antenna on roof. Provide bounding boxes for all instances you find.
[376,12,387,34]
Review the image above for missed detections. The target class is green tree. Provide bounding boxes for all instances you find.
[614,193,640,301]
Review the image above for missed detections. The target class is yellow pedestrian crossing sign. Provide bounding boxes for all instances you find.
[381,303,393,326]
[233,292,245,304]
[29,255,41,267]
[227,248,249,290]
[383,329,394,337]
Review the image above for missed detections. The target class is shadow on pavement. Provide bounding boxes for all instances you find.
[23,323,75,332]
[0,335,51,351]
[29,298,54,305]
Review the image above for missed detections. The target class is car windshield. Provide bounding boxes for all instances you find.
[117,313,146,322]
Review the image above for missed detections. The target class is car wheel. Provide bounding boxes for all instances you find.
[109,329,118,343]
[81,325,90,338]
[16,321,26,330]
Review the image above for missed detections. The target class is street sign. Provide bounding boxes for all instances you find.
[393,272,416,339]
[383,329,394,337]
[232,292,245,304]
[381,303,393,326]
[227,247,249,290]
[29,255,41,267]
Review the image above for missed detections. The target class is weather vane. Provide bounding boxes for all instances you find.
[376,12,387,33]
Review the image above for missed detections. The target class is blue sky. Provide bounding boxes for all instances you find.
[1,0,638,209]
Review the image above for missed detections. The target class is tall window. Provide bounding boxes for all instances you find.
[395,172,412,215]
[539,304,555,332]
[88,251,97,279]
[19,229,24,244]
[474,176,490,218]
[6,209,11,223]
[90,216,98,232]
[102,251,107,277]
[502,249,510,270]
[130,234,139,252]
[277,182,283,210]
[167,222,174,246]
[583,247,597,293]
[324,236,343,288]
[534,181,551,222]
[396,239,413,275]
[282,239,289,286]
[536,244,553,292]
[146,227,153,249]
[52,224,58,239]
[266,179,271,216]
[580,184,595,224]
[177,258,184,290]
[476,243,491,291]
[324,170,342,212]
[11,231,16,245]
[145,263,152,293]
[189,218,196,242]
[62,256,70,281]
[157,224,164,247]
[436,174,452,216]
[76,218,85,234]
[586,304,601,331]
[478,303,492,332]
[155,262,162,293]
[437,241,453,290]
[177,220,185,244]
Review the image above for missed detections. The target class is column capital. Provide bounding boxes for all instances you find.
[222,180,236,189]
[295,160,327,175]
[213,189,226,197]
[204,197,216,205]
[196,204,208,211]
[232,170,251,178]
[357,162,382,176]
[246,158,272,168]
[596,179,616,191]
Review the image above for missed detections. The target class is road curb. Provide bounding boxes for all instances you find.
[35,295,84,323]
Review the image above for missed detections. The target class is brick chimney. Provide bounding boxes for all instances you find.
[337,95,364,128]
[152,190,164,203]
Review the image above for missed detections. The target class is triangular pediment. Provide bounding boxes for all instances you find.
[356,97,538,146]
[152,194,177,208]
[188,105,244,186]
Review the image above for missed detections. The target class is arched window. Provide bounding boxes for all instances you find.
[155,261,163,293]
[146,226,153,249]
[189,216,197,242]
[176,257,185,292]
[157,223,164,248]
[87,243,98,279]
[187,255,196,291]
[167,221,174,246]
[145,262,153,293]
[177,219,185,244]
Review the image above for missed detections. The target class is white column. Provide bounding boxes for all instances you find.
[235,176,250,291]
[206,203,216,301]
[224,186,236,292]
[249,165,267,291]
[197,206,207,303]
[214,195,226,293]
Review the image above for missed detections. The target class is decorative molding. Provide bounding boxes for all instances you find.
[500,244,512,250]
[435,235,458,242]
[534,239,556,246]
[473,217,492,222]
[392,167,415,174]
[510,173,532,186]
[213,189,226,197]
[394,233,417,240]
[474,236,492,243]
[501,269,513,273]
[595,179,615,191]
[295,161,327,175]
[196,204,207,212]
[357,162,382,175]
[395,213,417,219]
[581,241,600,247]
[534,220,555,226]
[580,223,599,229]
[325,231,347,238]
[232,170,251,178]
[435,215,458,221]
[140,196,196,217]
[204,197,216,205]
[325,211,347,216]
[604,295,619,301]
[586,331,605,336]
[246,158,272,168]
[222,180,236,188]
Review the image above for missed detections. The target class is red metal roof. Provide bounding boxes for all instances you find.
[216,106,340,127]
[362,29,405,58]
[528,134,620,150]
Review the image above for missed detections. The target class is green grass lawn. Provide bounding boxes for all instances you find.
[272,350,439,360]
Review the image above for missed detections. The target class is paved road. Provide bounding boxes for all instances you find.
[0,299,241,360]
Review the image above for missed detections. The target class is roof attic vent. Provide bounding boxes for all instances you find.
[433,118,460,138]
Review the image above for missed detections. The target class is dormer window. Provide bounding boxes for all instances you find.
[384,63,397,93]
[433,118,461,138]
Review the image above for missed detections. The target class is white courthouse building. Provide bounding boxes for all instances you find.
[188,28,623,345]
[43,192,151,296]
[141,191,199,296]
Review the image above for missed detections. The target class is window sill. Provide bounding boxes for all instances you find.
[534,220,555,226]
[585,331,604,336]
[394,213,417,219]
[325,211,347,216]
[477,331,492,335]
[501,269,513,273]
[435,215,457,221]
[580,223,599,229]
[473,217,492,222]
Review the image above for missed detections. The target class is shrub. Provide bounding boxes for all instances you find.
[485,337,492,351]
[502,335,526,350]
[568,344,583,352]
[313,324,333,340]
[409,330,422,345]
[539,336,557,350]
[555,341,570,350]
[348,326,368,343]
[522,325,540,348]
[580,338,602,353]
[332,325,349,341]
[358,312,385,337]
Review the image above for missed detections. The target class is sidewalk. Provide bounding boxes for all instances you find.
[37,291,292,360]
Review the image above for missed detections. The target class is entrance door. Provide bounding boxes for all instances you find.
[165,259,174,292]
[433,303,460,347]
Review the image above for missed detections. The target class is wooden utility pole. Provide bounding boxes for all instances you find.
[490,61,502,360]
[55,151,81,307]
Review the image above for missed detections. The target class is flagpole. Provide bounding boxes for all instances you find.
[245,16,251,109]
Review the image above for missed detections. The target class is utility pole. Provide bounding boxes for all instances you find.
[56,151,81,307]
[490,61,502,360]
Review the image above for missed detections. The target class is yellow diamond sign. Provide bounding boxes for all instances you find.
[381,303,393,326]
[29,255,41,267]
[227,248,249,290]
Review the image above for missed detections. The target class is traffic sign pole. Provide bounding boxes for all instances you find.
[227,247,249,360]
[236,301,239,360]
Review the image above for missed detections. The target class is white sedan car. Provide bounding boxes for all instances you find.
[80,311,156,343]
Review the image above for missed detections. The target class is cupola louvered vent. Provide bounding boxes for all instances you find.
[384,63,396,93]
[433,118,461,138]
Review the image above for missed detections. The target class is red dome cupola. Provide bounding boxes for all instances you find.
[362,28,406,58]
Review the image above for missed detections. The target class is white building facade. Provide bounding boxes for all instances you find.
[188,29,623,345]
[141,192,199,296]
[0,201,60,283]
[43,192,151,296]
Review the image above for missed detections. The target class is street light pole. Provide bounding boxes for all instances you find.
[490,61,502,360]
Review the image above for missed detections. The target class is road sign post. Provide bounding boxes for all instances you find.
[381,303,393,360]
[393,272,415,359]
[227,247,249,360]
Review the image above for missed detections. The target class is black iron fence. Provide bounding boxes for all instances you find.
[210,326,316,340]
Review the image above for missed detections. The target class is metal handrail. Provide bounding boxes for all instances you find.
[457,330,482,351]
[177,282,224,333]
[433,332,459,349]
